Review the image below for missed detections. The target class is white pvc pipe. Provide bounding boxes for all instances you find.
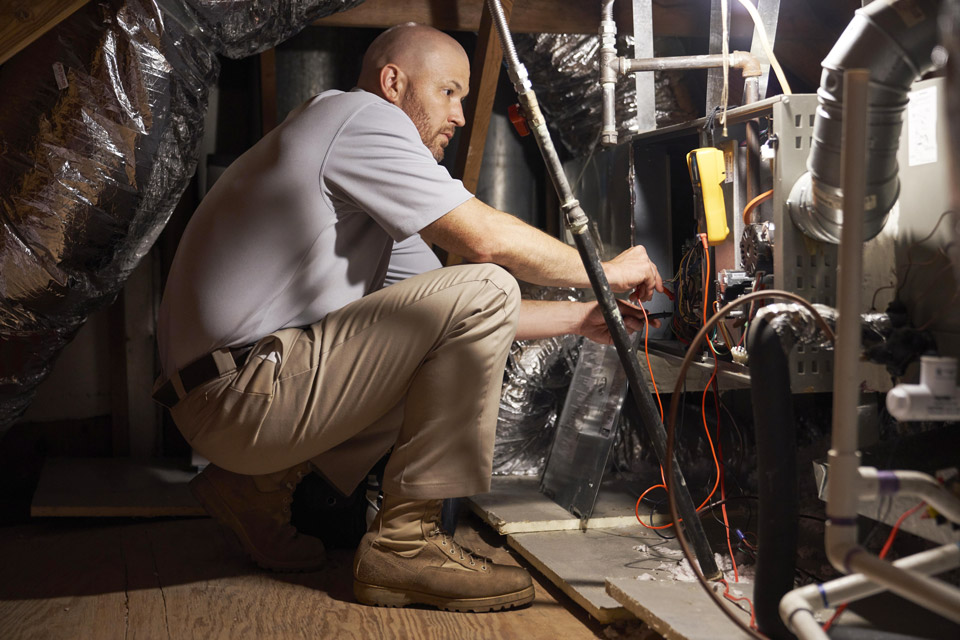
[858,467,960,524]
[812,66,960,630]
[846,549,960,623]
[781,543,960,639]
[825,68,870,572]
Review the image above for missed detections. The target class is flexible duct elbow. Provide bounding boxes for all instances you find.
[787,0,940,244]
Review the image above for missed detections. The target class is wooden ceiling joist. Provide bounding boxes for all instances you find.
[315,0,721,38]
[0,0,90,66]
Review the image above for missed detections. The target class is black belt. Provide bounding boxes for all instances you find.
[152,345,255,409]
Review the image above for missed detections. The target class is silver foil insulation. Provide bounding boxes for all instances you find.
[0,0,363,429]
[493,286,582,476]
[514,33,697,157]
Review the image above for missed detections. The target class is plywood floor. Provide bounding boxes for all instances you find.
[0,515,642,640]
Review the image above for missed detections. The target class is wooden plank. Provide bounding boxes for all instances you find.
[315,0,724,37]
[508,525,753,629]
[468,476,669,535]
[606,577,754,640]
[0,521,133,639]
[0,516,605,640]
[31,457,204,517]
[505,526,674,624]
[0,0,89,65]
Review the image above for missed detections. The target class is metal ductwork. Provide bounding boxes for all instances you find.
[788,0,941,244]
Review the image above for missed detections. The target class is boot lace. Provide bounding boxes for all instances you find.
[280,468,306,524]
[428,526,489,571]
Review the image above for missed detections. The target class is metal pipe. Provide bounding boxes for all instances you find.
[619,51,763,77]
[600,0,618,146]
[787,0,940,243]
[744,76,761,207]
[485,0,721,579]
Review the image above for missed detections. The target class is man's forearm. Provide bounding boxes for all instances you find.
[420,197,662,297]
[420,198,592,287]
[515,300,585,341]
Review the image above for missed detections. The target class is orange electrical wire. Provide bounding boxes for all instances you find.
[742,189,773,225]
[634,236,723,530]
[714,377,740,583]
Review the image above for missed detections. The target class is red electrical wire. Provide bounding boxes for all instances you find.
[721,578,758,629]
[822,500,927,631]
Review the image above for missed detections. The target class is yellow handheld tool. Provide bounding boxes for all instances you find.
[686,148,729,246]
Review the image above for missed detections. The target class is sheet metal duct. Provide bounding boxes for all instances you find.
[0,0,364,431]
[788,0,941,244]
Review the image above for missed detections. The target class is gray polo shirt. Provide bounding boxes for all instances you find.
[158,89,472,375]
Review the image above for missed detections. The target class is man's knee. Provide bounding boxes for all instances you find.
[463,263,520,320]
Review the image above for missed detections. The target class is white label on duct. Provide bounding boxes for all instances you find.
[52,62,68,90]
[908,85,937,167]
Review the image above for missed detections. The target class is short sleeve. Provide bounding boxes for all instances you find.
[323,100,474,241]
[382,234,443,287]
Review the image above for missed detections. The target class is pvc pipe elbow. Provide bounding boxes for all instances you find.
[886,356,960,421]
[780,590,829,639]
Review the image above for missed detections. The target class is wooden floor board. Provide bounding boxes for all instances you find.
[0,516,607,639]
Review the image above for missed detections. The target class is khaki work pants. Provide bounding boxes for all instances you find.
[169,264,520,499]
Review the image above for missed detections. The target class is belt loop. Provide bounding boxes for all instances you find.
[171,373,187,399]
[211,349,238,374]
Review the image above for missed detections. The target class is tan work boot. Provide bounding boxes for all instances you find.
[353,495,535,612]
[189,462,326,572]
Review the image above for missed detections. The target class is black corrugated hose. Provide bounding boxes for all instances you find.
[747,315,800,639]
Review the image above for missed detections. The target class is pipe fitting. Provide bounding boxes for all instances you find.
[599,17,618,146]
[886,355,960,421]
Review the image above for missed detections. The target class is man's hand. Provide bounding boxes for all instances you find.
[576,299,661,345]
[602,245,664,300]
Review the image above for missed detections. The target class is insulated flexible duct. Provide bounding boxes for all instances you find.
[0,0,364,431]
[788,0,940,243]
[747,310,801,640]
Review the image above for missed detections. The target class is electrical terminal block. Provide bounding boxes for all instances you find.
[731,345,749,365]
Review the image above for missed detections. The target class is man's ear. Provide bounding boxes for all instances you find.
[380,63,406,105]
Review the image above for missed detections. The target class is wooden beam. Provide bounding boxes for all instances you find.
[0,0,89,66]
[315,0,677,36]
[454,0,511,194]
[444,0,513,267]
[259,48,278,135]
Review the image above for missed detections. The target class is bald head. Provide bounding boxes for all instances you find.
[356,24,470,162]
[357,24,469,96]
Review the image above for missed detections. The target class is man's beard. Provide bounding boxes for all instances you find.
[400,93,448,162]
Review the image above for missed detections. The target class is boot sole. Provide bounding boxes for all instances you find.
[190,472,325,573]
[353,581,535,613]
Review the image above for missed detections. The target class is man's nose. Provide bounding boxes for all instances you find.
[451,101,466,127]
